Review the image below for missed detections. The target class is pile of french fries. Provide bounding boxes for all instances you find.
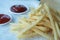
[10,3,60,40]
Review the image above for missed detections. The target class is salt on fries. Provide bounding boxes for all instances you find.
[10,3,60,40]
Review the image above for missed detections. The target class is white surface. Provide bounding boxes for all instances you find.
[0,0,47,40]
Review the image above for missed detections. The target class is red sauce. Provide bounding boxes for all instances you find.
[0,14,10,24]
[10,5,27,13]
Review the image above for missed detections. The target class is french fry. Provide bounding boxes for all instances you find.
[17,5,46,36]
[55,22,60,37]
[18,14,46,36]
[44,4,58,40]
[18,32,37,38]
[35,26,50,32]
[32,28,53,40]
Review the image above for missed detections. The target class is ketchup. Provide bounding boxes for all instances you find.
[10,5,27,13]
[0,14,10,24]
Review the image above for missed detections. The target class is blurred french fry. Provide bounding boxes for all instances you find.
[55,22,60,37]
[35,26,50,32]
[44,4,58,40]
[32,28,53,40]
[18,32,37,38]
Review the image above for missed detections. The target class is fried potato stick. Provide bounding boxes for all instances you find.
[44,4,58,40]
